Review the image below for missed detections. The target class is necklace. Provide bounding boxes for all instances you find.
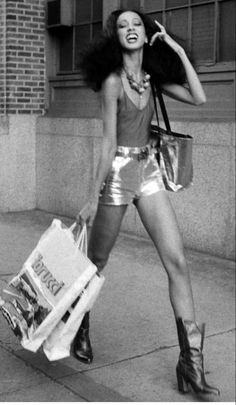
[124,69,151,96]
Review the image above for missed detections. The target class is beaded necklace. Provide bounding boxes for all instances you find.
[124,69,151,96]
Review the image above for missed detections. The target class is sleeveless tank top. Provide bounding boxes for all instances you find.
[116,86,154,147]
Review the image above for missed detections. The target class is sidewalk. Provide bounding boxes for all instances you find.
[0,210,235,402]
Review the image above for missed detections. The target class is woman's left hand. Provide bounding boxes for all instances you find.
[149,20,183,54]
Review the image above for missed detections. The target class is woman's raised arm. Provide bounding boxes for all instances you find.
[150,21,206,106]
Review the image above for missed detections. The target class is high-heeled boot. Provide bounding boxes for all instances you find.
[73,312,93,363]
[176,318,220,396]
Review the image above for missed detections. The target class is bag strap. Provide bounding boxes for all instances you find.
[75,223,88,254]
[151,81,172,133]
[70,222,88,254]
[151,81,160,127]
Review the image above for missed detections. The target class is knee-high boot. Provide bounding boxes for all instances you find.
[176,318,220,396]
[73,312,93,363]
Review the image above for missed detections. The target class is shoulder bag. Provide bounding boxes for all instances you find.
[151,83,193,192]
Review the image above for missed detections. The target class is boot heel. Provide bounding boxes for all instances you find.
[176,368,189,394]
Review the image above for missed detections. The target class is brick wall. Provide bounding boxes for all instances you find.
[0,0,6,115]
[0,0,46,115]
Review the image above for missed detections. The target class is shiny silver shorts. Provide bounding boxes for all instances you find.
[99,144,165,205]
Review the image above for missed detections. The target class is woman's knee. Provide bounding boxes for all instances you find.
[88,247,109,272]
[87,204,127,272]
[163,250,189,280]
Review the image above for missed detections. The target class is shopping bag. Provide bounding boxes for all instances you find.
[43,224,105,361]
[0,219,97,352]
[43,272,104,361]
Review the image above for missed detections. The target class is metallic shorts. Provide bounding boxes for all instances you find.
[99,144,165,205]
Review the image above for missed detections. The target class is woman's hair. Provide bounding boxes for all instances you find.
[79,9,188,91]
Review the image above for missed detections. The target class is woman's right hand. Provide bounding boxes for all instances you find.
[76,196,99,227]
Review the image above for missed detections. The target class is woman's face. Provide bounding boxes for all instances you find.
[116,11,147,50]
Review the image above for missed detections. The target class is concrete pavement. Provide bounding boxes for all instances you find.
[0,210,235,402]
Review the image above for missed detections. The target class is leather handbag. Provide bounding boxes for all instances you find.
[151,83,193,192]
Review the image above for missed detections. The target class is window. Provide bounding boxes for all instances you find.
[121,0,235,65]
[59,0,103,73]
[49,0,235,120]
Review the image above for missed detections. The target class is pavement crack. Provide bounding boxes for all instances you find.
[80,344,177,373]
[80,328,235,374]
[207,327,235,338]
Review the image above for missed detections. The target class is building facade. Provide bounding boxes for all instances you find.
[0,0,235,259]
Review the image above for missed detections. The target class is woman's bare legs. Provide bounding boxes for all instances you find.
[87,193,195,319]
[88,203,128,271]
[73,203,128,363]
[135,190,195,320]
[136,191,220,396]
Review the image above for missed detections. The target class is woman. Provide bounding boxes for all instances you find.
[73,9,219,397]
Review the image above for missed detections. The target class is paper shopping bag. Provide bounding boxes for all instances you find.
[43,224,105,361]
[0,219,97,352]
[43,271,105,361]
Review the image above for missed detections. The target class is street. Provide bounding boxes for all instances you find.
[0,210,235,402]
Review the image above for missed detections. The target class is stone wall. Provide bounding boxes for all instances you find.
[35,116,235,260]
[36,117,102,216]
[0,113,235,259]
[0,115,36,211]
